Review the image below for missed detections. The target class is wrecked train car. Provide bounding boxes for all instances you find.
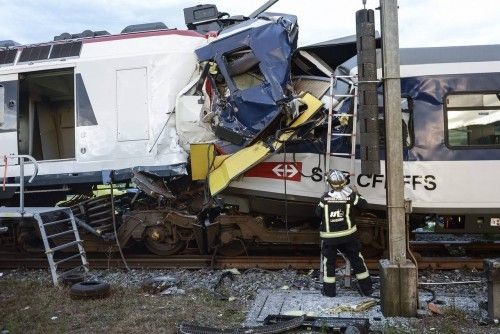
[214,41,500,236]
[1,3,499,257]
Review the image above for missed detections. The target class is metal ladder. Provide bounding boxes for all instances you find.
[323,74,360,288]
[1,154,89,286]
[34,208,89,286]
[325,74,359,179]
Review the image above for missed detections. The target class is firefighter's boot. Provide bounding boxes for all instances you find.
[356,277,373,297]
[322,282,336,297]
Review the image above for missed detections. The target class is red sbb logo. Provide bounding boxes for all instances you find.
[245,162,302,181]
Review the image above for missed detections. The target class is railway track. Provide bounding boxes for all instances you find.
[0,252,486,271]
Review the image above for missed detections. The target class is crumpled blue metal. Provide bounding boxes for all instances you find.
[196,14,298,140]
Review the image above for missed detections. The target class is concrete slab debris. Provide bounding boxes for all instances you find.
[245,288,489,331]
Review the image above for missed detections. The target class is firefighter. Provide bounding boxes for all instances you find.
[316,169,373,297]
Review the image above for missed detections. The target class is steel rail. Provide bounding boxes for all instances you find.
[0,253,485,271]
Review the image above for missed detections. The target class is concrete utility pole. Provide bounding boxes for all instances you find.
[378,0,418,316]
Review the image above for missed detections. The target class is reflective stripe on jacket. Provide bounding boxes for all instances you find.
[316,191,367,242]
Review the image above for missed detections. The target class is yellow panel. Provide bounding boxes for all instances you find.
[208,93,323,195]
[190,143,215,181]
[214,155,229,169]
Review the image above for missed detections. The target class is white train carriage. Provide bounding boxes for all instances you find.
[0,28,207,200]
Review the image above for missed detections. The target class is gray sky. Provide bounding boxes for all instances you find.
[1,0,500,48]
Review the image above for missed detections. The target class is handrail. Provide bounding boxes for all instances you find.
[1,154,39,214]
[1,154,39,185]
[16,155,39,183]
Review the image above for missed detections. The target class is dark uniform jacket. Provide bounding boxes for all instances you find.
[315,189,368,244]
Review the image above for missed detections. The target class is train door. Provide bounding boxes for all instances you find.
[0,73,19,161]
[17,68,75,161]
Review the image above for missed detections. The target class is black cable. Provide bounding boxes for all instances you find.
[420,286,436,303]
[283,139,290,243]
[203,143,218,206]
[292,151,322,178]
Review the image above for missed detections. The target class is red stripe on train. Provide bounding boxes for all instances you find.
[245,162,302,181]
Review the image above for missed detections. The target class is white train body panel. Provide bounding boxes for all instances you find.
[0,31,207,183]
[228,154,500,213]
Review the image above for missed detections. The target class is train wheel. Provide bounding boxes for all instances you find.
[217,240,246,257]
[145,226,185,256]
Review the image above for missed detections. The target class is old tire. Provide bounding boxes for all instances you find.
[61,272,85,286]
[70,281,110,300]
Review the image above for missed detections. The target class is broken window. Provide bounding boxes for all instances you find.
[224,48,265,90]
[445,92,500,147]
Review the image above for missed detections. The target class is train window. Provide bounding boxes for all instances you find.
[377,95,413,148]
[445,92,500,148]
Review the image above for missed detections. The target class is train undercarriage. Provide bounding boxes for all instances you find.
[1,172,497,260]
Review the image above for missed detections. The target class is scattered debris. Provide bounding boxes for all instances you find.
[141,276,178,294]
[325,299,377,314]
[160,286,186,295]
[132,171,175,200]
[1,268,498,333]
[428,302,444,315]
[292,277,310,289]
[223,268,241,275]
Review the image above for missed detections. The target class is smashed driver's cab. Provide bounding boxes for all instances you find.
[195,13,299,147]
